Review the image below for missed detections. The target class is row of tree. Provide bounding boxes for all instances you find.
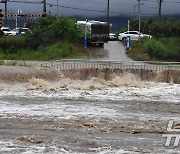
[130,17,180,37]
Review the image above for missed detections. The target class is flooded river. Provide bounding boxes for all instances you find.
[0,75,179,153]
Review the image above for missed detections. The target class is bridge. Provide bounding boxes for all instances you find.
[41,59,180,72]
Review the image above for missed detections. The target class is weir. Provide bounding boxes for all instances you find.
[41,60,180,84]
[41,59,180,71]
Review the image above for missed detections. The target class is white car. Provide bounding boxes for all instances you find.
[14,28,32,35]
[118,31,152,41]
[1,27,11,35]
[7,29,19,36]
[5,27,32,36]
[109,33,117,40]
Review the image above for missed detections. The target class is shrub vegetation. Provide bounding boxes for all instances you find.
[0,16,86,61]
[130,17,180,38]
[125,17,180,61]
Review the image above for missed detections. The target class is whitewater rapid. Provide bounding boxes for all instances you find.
[0,76,179,103]
[0,76,179,154]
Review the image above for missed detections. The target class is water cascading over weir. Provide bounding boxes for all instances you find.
[41,60,180,84]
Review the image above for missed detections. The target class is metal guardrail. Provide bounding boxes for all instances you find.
[41,59,180,71]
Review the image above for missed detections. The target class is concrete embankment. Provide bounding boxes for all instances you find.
[0,65,179,84]
[62,68,180,84]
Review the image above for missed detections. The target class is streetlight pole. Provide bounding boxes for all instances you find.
[138,0,141,40]
[134,5,137,17]
[4,0,7,26]
[134,3,144,17]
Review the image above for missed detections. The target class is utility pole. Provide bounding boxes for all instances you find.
[43,0,46,16]
[138,0,141,40]
[159,0,162,19]
[57,0,59,16]
[4,0,7,26]
[107,0,109,23]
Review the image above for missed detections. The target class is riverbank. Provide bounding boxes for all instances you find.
[126,37,180,62]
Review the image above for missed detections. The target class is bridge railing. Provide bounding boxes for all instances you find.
[41,59,180,71]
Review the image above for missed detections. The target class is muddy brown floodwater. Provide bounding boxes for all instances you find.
[0,67,180,153]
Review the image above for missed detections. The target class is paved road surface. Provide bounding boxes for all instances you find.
[90,41,133,62]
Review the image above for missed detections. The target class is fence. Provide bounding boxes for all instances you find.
[41,59,180,72]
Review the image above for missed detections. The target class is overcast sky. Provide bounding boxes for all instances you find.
[1,0,180,17]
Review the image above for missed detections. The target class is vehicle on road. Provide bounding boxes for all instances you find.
[6,29,19,36]
[14,27,32,35]
[118,31,152,41]
[1,27,11,35]
[5,27,31,36]
[77,20,110,47]
[109,33,117,41]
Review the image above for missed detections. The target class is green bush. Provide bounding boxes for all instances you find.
[27,16,82,49]
[1,42,76,61]
[129,18,180,38]
[0,36,27,54]
[144,37,180,61]
[0,16,85,61]
[43,42,74,60]
[144,39,167,58]
[157,37,180,60]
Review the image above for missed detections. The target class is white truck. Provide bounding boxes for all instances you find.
[77,20,109,47]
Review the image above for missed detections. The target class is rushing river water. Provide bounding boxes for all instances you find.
[0,76,180,153]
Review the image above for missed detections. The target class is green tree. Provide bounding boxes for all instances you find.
[27,16,82,49]
[129,17,180,38]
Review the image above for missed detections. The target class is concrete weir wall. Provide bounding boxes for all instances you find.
[62,68,180,84]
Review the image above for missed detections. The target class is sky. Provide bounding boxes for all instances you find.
[0,0,180,17]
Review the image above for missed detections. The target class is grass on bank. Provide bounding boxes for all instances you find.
[126,41,151,61]
[0,39,89,61]
[0,16,88,62]
[126,37,180,62]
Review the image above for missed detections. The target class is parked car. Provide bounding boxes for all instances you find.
[7,29,19,36]
[1,27,11,35]
[118,31,152,41]
[5,27,32,36]
[14,27,32,35]
[109,33,117,40]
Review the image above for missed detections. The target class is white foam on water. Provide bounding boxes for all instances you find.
[0,80,179,121]
[0,99,119,120]
[0,82,179,103]
[0,139,72,154]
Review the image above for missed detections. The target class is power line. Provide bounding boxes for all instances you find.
[46,2,164,16]
[8,0,42,4]
[4,0,180,17]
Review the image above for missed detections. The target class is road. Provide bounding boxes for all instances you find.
[90,41,133,62]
